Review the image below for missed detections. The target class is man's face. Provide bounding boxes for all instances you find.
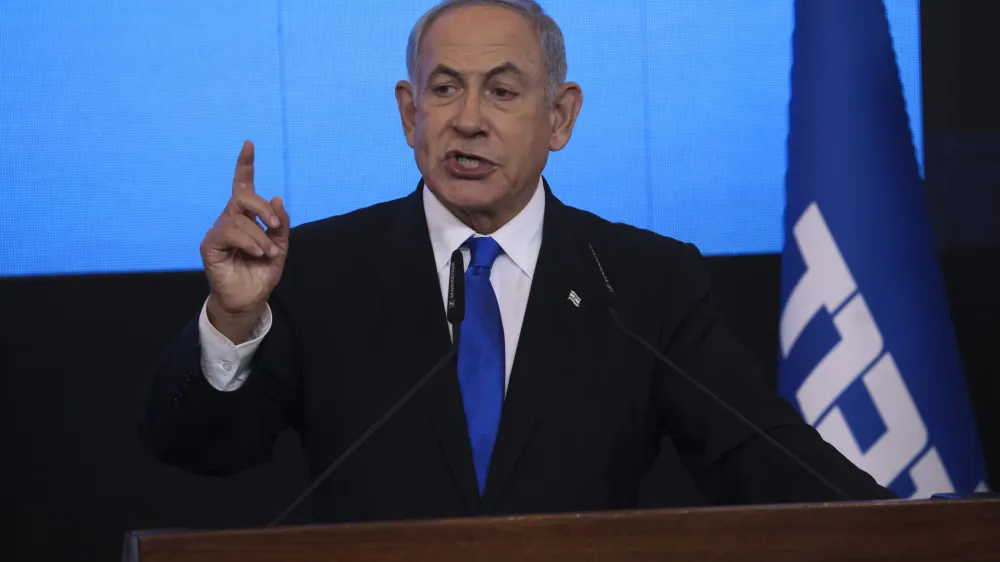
[399,5,556,220]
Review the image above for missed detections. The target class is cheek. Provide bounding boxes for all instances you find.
[414,113,448,151]
[496,115,548,160]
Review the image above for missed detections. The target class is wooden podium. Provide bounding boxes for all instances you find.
[127,498,1000,562]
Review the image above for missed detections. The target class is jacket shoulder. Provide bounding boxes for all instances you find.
[563,204,701,265]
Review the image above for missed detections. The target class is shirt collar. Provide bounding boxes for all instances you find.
[424,177,545,279]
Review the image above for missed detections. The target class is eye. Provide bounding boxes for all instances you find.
[432,84,457,96]
[493,88,518,101]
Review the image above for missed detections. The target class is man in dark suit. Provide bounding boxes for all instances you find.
[141,0,894,523]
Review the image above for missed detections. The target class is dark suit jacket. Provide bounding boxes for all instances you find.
[141,182,893,523]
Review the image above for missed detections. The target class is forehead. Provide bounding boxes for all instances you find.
[419,5,543,76]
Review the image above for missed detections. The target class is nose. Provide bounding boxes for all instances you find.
[452,90,487,138]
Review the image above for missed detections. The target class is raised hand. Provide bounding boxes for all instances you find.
[200,141,290,343]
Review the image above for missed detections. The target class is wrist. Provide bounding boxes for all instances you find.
[206,294,265,345]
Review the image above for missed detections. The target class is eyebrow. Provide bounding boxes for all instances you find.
[427,62,528,83]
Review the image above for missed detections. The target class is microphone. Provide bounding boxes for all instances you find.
[586,244,855,502]
[267,249,466,527]
[447,247,465,327]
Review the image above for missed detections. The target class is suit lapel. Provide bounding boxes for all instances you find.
[376,184,481,513]
[481,186,598,510]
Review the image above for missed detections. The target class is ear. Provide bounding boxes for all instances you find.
[395,80,417,148]
[548,82,583,152]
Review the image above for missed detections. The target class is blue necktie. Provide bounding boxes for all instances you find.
[457,236,505,496]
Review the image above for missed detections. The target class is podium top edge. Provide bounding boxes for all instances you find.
[133,496,1000,539]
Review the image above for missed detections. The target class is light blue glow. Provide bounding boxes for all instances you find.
[0,1,921,275]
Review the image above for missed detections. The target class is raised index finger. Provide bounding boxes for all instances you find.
[232,140,255,195]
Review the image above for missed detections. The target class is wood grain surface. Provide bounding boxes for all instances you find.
[136,498,1000,562]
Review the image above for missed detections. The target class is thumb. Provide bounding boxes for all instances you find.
[268,195,291,247]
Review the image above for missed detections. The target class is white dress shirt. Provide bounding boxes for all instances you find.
[198,177,546,393]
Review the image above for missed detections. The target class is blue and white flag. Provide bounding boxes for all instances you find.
[778,0,989,498]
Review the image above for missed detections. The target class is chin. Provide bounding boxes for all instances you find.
[429,176,507,213]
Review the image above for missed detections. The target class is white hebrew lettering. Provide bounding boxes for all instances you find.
[797,294,883,424]
[780,201,953,498]
[815,353,927,485]
[780,202,858,358]
[910,446,955,497]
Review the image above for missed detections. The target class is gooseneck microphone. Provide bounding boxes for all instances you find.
[586,244,855,502]
[267,249,466,528]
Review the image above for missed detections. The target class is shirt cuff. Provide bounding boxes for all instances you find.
[198,299,273,391]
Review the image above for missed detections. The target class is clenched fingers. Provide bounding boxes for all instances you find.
[224,191,281,228]
[230,215,281,257]
[204,216,276,258]
[266,195,290,243]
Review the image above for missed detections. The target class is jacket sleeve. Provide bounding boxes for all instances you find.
[654,243,896,504]
[139,258,303,477]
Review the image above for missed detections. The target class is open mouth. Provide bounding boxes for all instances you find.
[444,151,497,179]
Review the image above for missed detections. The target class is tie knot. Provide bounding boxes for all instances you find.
[463,236,503,271]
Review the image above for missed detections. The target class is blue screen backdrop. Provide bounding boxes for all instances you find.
[0,1,922,276]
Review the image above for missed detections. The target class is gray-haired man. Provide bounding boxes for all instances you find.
[143,0,893,523]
